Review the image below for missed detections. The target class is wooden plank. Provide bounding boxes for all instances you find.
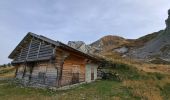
[37,42,42,58]
[29,64,34,81]
[22,64,27,78]
[18,49,23,61]
[26,38,33,60]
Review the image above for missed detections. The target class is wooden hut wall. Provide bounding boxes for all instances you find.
[45,63,58,86]
[13,37,54,63]
[31,62,47,84]
[16,64,24,79]
[29,61,58,86]
[61,53,86,86]
[15,61,59,86]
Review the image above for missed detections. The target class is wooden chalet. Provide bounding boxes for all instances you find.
[8,32,100,87]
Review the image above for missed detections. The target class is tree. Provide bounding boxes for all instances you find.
[3,64,6,68]
[7,63,11,67]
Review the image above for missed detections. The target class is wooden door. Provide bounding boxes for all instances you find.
[71,65,80,84]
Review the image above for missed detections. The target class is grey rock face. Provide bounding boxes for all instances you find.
[130,9,170,60]
[114,47,128,54]
[68,41,85,50]
[166,9,170,29]
[68,41,94,54]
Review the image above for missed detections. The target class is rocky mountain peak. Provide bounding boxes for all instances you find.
[67,41,93,54]
[101,35,125,40]
[166,9,170,30]
[168,9,170,16]
[68,41,85,49]
[91,35,126,47]
[130,9,170,61]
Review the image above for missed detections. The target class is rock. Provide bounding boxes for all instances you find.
[114,47,128,54]
[68,41,96,54]
[130,9,170,61]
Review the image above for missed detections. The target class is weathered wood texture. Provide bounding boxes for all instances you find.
[13,38,54,63]
[16,61,58,86]
[15,48,94,87]
[61,53,86,86]
[16,65,24,79]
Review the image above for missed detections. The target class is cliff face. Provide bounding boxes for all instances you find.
[67,41,95,54]
[130,9,170,61]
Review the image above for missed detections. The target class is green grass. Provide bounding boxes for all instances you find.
[0,62,170,100]
[160,83,170,99]
[0,80,141,100]
[0,68,15,75]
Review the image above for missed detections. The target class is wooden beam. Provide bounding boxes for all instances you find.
[22,64,27,78]
[18,49,23,61]
[37,41,42,58]
[26,38,33,60]
[29,63,34,82]
[15,66,19,77]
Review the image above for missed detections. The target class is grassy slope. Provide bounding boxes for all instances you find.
[0,54,170,100]
[0,80,139,100]
[101,61,170,100]
[0,67,15,78]
[0,63,170,100]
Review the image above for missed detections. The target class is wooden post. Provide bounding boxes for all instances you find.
[18,49,23,61]
[58,62,64,86]
[29,63,34,82]
[37,41,42,58]
[26,38,33,60]
[57,51,69,87]
[15,66,19,77]
[22,63,27,78]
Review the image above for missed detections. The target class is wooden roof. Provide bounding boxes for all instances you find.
[8,32,99,62]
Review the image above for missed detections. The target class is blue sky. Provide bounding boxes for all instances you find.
[0,0,170,64]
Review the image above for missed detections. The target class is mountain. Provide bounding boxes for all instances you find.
[68,32,161,59]
[90,35,130,53]
[130,9,170,61]
[68,9,170,63]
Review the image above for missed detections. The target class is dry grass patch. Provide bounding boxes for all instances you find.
[0,67,15,78]
[123,80,163,100]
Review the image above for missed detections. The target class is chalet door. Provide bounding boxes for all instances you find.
[71,65,80,84]
[85,64,98,82]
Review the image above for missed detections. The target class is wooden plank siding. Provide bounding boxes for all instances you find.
[61,53,86,86]
[16,61,58,86]
[12,38,55,63]
[15,48,87,87]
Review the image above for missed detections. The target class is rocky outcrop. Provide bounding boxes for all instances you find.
[114,47,129,54]
[68,41,95,54]
[130,9,170,61]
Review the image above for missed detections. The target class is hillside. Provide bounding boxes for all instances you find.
[68,31,161,61]
[68,10,170,64]
[130,10,170,62]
